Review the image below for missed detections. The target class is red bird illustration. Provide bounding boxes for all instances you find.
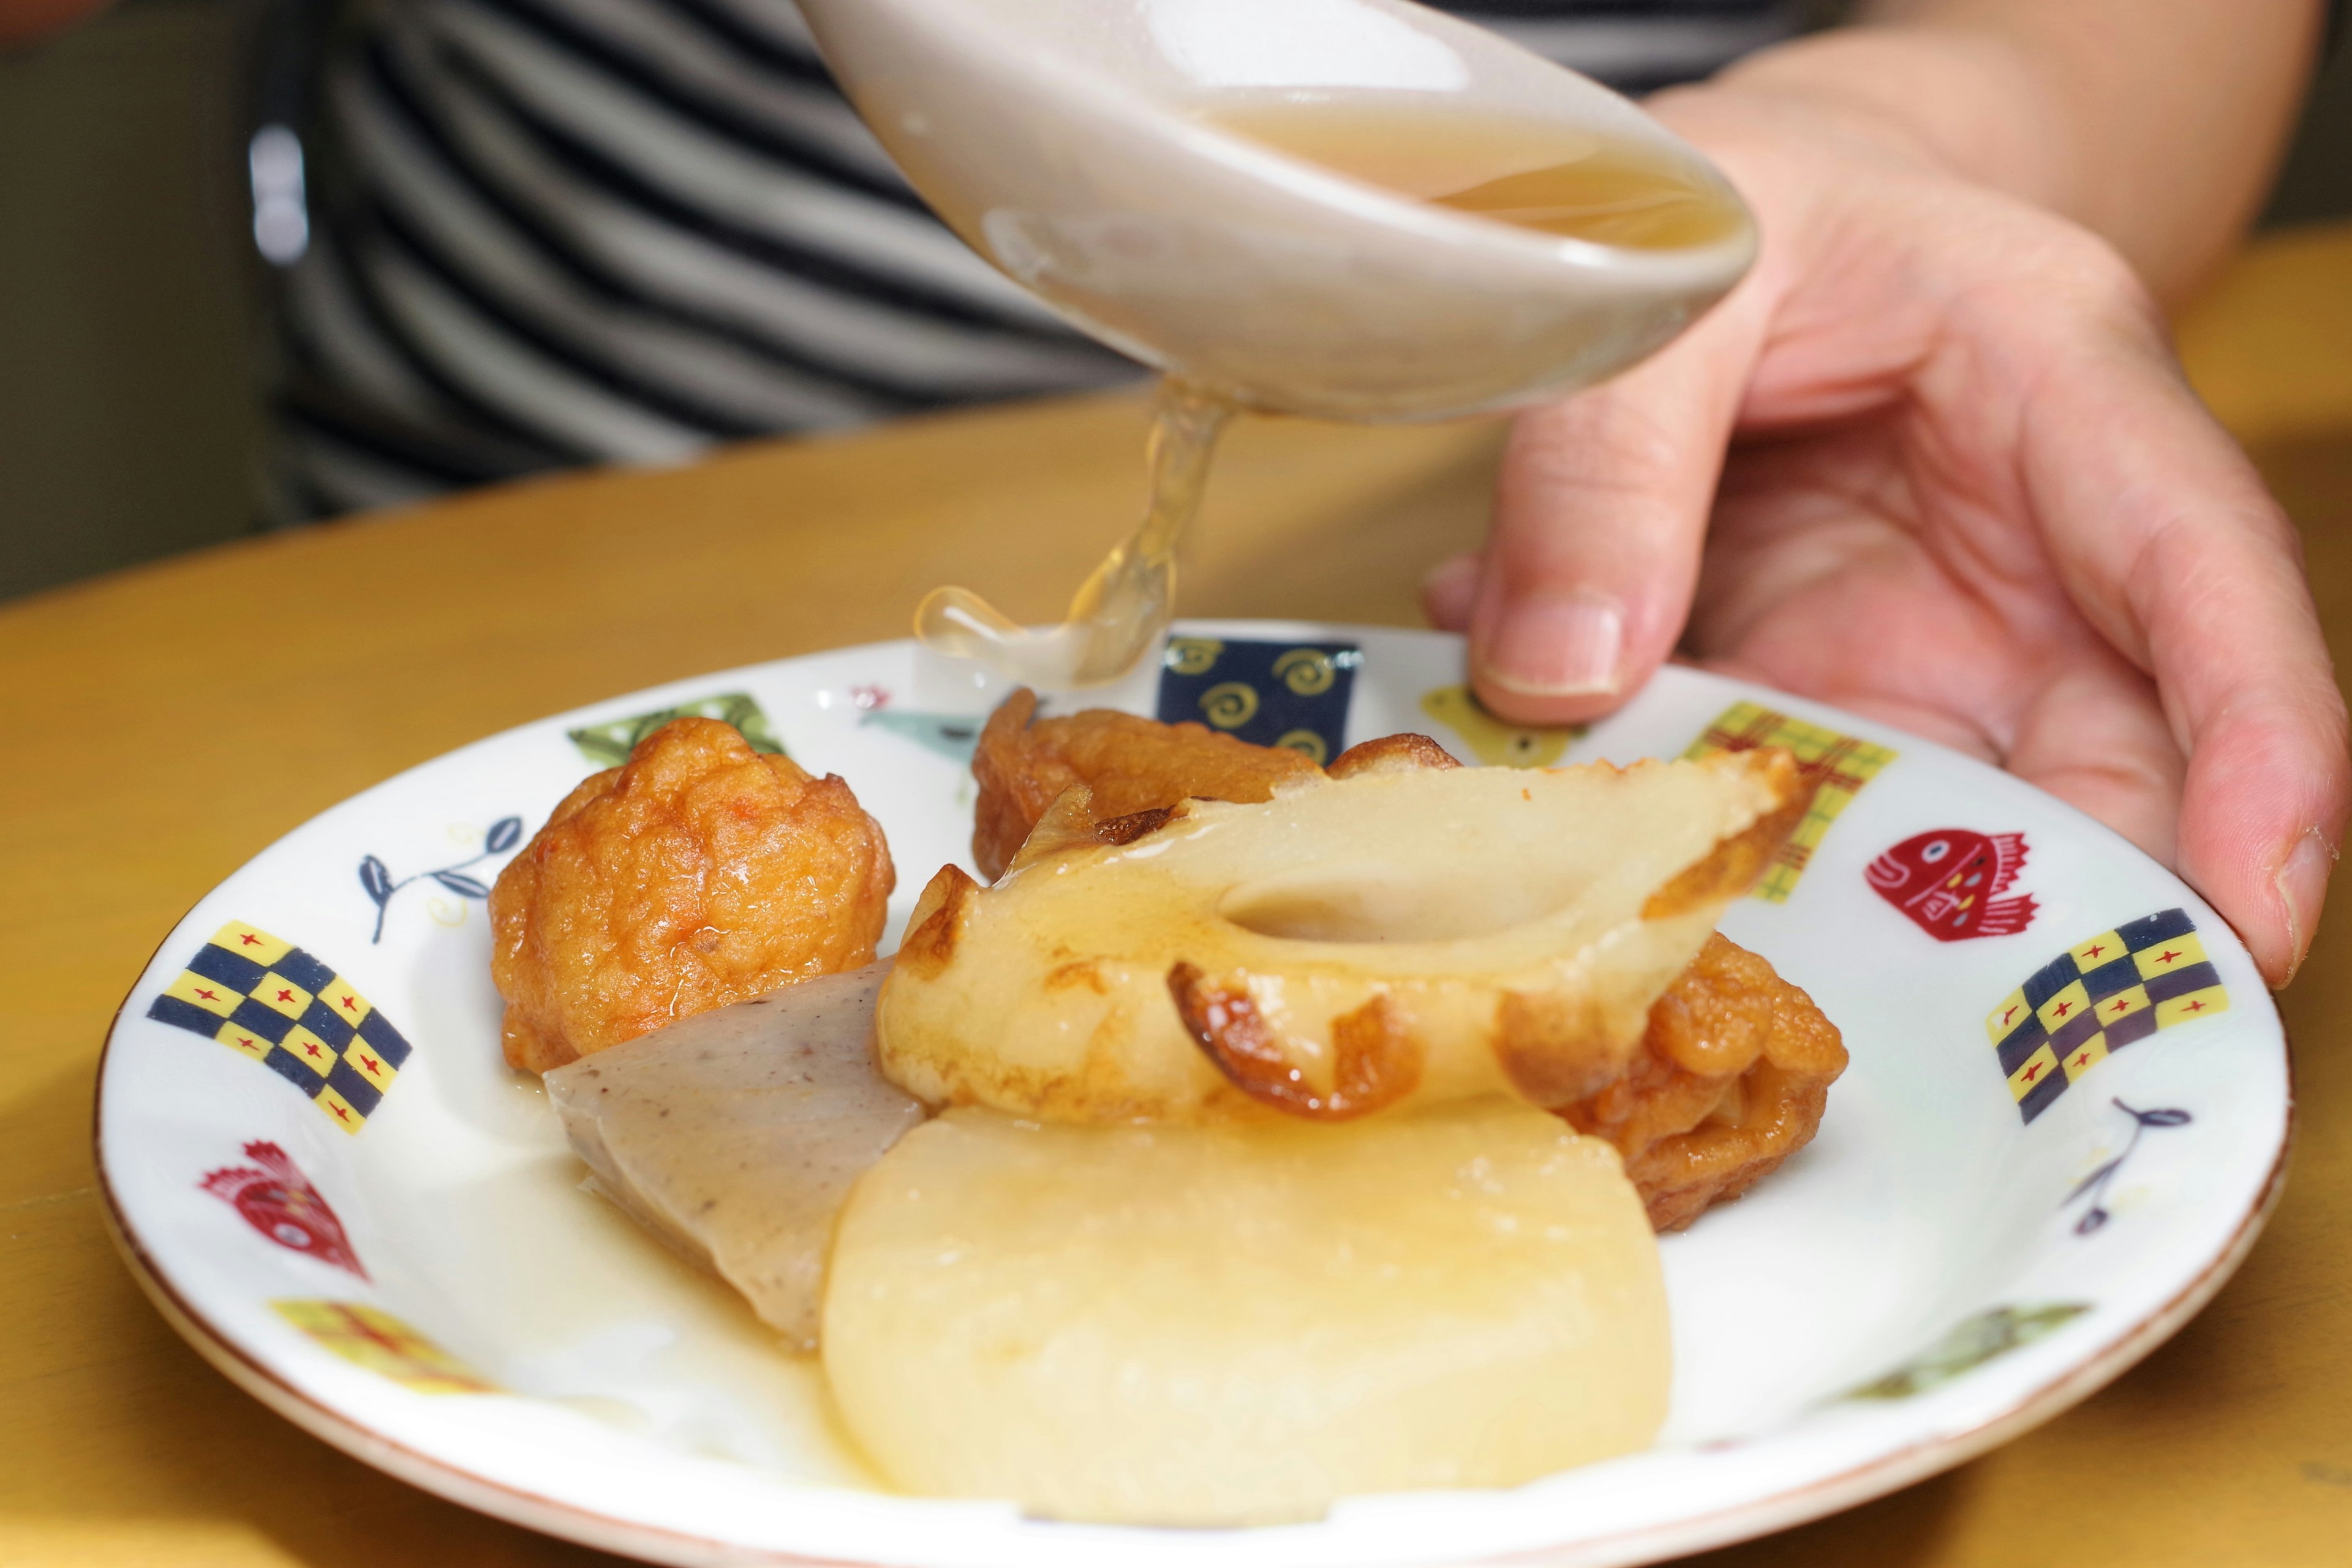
[1865,828,2038,941]
[199,1142,368,1278]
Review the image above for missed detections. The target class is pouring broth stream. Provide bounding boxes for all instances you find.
[915,104,1744,688]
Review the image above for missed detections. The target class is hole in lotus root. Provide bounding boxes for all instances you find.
[1218,864,1542,944]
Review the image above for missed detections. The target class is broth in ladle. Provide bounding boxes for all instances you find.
[914,103,1742,688]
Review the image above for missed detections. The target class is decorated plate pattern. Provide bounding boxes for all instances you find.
[97,622,2290,1568]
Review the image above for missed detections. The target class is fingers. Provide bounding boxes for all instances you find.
[2003,641,2186,868]
[1421,552,1479,632]
[1465,295,1771,726]
[2177,690,2346,985]
[2006,280,2349,983]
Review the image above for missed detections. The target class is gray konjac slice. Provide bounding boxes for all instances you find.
[545,963,918,1350]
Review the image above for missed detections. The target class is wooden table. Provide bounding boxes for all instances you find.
[6,223,2350,1568]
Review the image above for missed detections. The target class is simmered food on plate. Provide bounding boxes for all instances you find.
[545,929,1838,1362]
[970,686,1319,878]
[953,693,1846,1223]
[972,687,1504,880]
[491,717,894,1073]
[823,1099,1668,1525]
[878,746,1806,1122]
[529,692,1848,1528]
[1576,933,1846,1230]
[544,963,919,1348]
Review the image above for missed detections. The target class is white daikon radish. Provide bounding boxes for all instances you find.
[824,1098,1670,1523]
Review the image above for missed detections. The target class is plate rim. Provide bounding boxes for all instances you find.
[93,622,2297,1568]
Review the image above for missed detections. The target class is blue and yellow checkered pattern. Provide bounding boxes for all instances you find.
[147,921,412,1134]
[1985,908,2228,1124]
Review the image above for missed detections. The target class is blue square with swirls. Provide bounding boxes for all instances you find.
[1156,636,1360,766]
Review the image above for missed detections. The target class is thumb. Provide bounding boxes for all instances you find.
[1467,301,1766,726]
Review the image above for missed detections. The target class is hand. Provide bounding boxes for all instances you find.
[1423,86,2348,984]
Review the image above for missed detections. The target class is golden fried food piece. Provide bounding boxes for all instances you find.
[971,688,1320,880]
[1562,934,1847,1231]
[491,717,894,1074]
[1324,732,1461,778]
[880,748,1804,1123]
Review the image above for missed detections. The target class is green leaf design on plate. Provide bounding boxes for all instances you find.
[566,692,786,767]
[1845,1303,2092,1401]
[859,710,983,763]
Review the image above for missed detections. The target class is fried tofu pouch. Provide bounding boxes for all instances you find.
[1586,933,1846,1231]
[491,717,894,1074]
[971,687,1319,880]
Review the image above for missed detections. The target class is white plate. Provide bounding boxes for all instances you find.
[98,621,2288,1567]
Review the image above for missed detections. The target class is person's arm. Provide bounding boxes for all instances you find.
[1716,0,2326,303]
[1,0,116,50]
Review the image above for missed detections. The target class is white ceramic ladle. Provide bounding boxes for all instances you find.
[797,0,1755,421]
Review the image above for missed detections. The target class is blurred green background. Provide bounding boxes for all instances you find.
[2,0,2350,605]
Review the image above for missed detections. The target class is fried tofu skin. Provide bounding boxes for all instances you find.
[1564,934,1847,1231]
[971,688,1321,880]
[490,717,894,1074]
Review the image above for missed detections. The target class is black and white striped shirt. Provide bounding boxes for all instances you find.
[263,0,1803,518]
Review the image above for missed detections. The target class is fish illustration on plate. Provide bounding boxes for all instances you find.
[1866,827,2038,941]
[200,1141,368,1278]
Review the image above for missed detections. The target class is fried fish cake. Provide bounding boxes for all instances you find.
[1564,934,1847,1231]
[491,717,894,1074]
[971,687,1321,879]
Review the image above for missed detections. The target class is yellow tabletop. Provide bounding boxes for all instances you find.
[5,224,2350,1568]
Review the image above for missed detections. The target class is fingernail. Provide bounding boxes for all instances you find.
[2275,827,2336,979]
[1479,589,1625,698]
